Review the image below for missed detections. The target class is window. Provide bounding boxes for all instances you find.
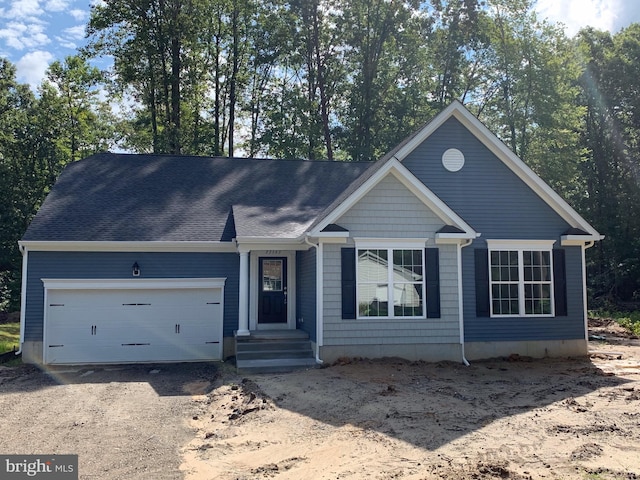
[488,241,554,317]
[356,246,425,318]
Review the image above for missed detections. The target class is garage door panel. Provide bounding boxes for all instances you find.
[45,285,223,364]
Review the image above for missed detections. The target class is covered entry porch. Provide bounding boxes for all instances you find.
[234,243,318,372]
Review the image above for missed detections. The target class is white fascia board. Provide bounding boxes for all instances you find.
[309,158,476,237]
[315,231,350,238]
[354,237,428,249]
[393,101,602,238]
[18,240,238,253]
[41,277,227,290]
[486,239,556,250]
[234,237,310,251]
[314,237,348,244]
[561,234,605,246]
[435,232,479,244]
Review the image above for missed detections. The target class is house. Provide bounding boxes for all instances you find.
[18,101,603,367]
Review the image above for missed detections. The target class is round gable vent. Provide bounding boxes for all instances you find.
[442,148,465,172]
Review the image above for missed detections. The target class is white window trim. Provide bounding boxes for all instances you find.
[354,239,428,320]
[486,240,556,318]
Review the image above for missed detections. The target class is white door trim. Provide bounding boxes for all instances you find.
[249,251,296,330]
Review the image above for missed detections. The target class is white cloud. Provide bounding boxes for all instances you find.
[535,0,625,36]
[0,21,50,50]
[69,8,88,21]
[15,50,54,88]
[45,0,68,12]
[4,0,44,21]
[63,24,86,39]
[54,35,76,49]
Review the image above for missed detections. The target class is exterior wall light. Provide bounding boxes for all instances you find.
[132,262,141,277]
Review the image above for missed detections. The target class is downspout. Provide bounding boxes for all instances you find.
[458,238,474,366]
[16,243,28,356]
[304,236,323,365]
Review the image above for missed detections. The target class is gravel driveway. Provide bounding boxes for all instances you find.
[0,362,221,479]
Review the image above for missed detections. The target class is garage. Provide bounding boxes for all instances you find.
[42,278,225,365]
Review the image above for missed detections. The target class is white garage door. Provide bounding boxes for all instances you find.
[43,279,225,365]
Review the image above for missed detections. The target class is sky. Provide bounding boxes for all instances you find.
[1,0,640,90]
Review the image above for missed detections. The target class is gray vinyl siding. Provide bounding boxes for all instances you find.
[296,249,316,341]
[401,117,586,341]
[322,174,460,347]
[24,251,239,342]
[463,245,585,341]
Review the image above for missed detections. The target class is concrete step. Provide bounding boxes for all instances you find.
[235,330,316,373]
[236,330,310,342]
[236,340,312,353]
[236,357,318,374]
[236,349,314,361]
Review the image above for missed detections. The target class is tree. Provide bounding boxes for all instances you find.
[87,0,194,154]
[339,0,427,161]
[44,55,111,163]
[576,26,640,302]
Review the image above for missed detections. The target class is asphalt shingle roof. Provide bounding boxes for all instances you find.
[22,153,371,242]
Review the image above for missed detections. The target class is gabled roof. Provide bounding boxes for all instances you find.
[311,101,603,241]
[308,157,477,239]
[22,102,602,247]
[22,153,370,243]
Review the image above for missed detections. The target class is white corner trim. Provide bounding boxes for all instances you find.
[309,158,476,236]
[17,246,28,355]
[41,278,227,290]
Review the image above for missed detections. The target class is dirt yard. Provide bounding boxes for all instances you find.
[0,321,638,480]
[183,322,640,480]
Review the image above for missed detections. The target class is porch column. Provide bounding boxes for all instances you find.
[237,248,250,336]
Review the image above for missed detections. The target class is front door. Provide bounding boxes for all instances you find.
[258,257,287,324]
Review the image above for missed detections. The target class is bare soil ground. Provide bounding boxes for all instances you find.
[183,321,640,480]
[0,320,638,479]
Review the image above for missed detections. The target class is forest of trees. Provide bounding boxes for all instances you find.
[1,0,640,312]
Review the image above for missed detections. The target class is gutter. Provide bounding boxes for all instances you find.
[458,238,474,366]
[304,236,324,365]
[16,243,27,356]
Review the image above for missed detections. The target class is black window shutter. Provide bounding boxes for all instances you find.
[553,249,567,316]
[475,248,490,317]
[425,248,441,318]
[341,248,356,319]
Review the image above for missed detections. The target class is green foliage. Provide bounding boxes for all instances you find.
[0,322,20,353]
[589,310,640,336]
[0,56,114,311]
[4,0,640,311]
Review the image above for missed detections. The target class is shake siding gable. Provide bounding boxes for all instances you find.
[336,174,445,237]
[322,173,460,347]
